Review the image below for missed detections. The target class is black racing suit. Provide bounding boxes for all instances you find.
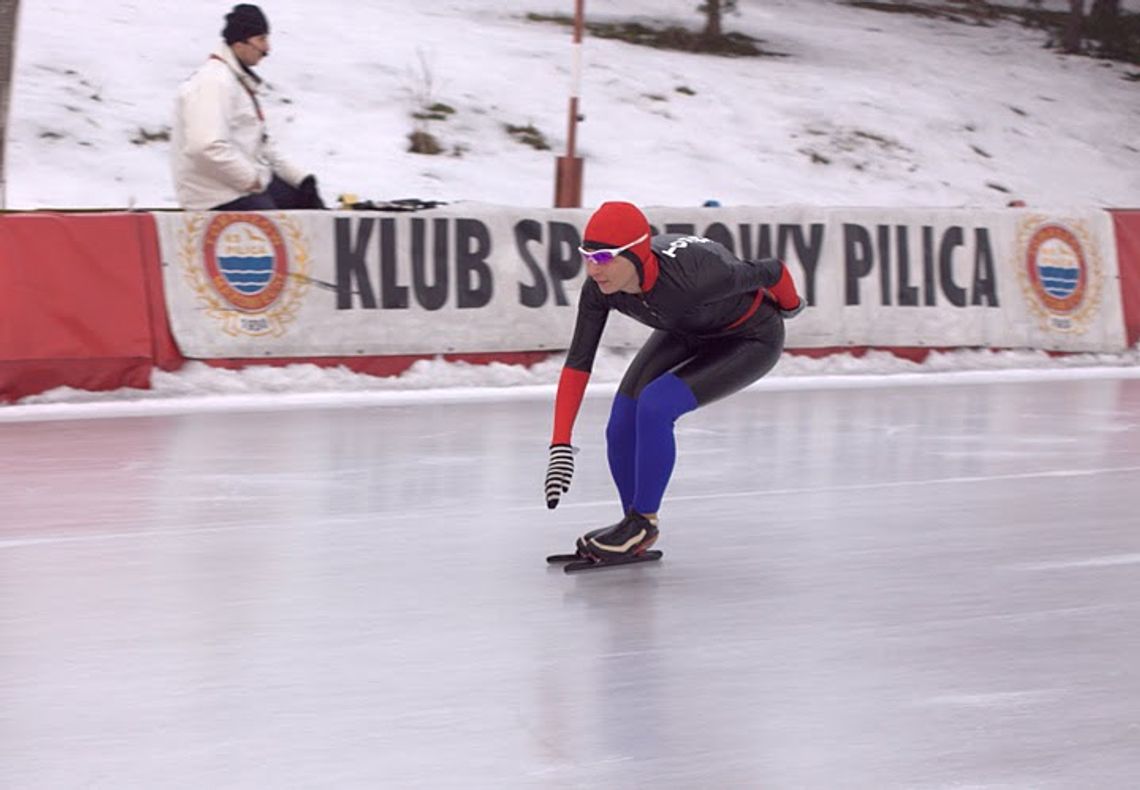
[564,234,789,407]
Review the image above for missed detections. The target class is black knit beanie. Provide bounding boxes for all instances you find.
[222,4,269,44]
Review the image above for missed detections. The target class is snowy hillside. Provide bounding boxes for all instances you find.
[8,0,1140,210]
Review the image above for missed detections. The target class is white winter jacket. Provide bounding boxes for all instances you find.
[171,45,307,210]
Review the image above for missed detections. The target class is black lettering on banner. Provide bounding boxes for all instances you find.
[939,226,967,307]
[378,218,408,309]
[664,223,697,236]
[843,224,874,305]
[896,226,919,307]
[972,228,999,306]
[411,218,449,311]
[737,225,754,261]
[547,221,582,307]
[755,225,774,259]
[877,225,893,306]
[703,223,735,255]
[456,219,493,309]
[335,217,377,309]
[922,226,936,306]
[751,224,825,304]
[515,219,547,308]
[787,224,824,306]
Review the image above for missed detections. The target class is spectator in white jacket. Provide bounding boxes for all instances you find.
[171,4,324,210]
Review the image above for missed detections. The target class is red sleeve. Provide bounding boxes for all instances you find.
[766,262,801,310]
[551,366,590,445]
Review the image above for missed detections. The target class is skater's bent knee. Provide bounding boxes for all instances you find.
[637,374,697,422]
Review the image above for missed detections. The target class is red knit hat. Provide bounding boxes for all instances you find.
[583,201,652,269]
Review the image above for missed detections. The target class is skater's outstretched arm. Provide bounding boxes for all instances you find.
[545,278,609,509]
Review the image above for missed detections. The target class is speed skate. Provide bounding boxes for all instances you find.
[546,549,664,573]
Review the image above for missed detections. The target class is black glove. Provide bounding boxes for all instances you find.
[779,298,806,320]
[544,444,576,509]
[299,175,326,209]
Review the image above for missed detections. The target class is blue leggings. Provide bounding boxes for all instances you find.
[605,326,784,514]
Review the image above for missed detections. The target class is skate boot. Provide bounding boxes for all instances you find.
[546,511,664,571]
[546,519,623,564]
[581,510,659,563]
[574,521,618,556]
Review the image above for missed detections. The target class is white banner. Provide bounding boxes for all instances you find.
[152,203,1126,359]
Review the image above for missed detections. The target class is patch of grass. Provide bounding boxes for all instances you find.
[797,124,917,174]
[846,1,937,16]
[970,144,992,159]
[39,130,65,140]
[526,13,784,58]
[408,130,443,155]
[505,123,550,150]
[413,103,456,122]
[1018,6,1140,65]
[844,1,967,23]
[878,0,1001,24]
[853,129,895,147]
[675,85,696,96]
[526,13,570,26]
[130,126,170,146]
[846,1,1139,66]
[645,93,667,102]
[831,128,910,155]
[985,181,1011,194]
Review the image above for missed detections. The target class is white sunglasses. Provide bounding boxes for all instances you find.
[577,233,649,265]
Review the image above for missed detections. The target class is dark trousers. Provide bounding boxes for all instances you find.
[211,175,320,211]
[616,319,786,405]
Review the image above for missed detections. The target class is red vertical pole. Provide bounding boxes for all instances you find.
[554,0,585,208]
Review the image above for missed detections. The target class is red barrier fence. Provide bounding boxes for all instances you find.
[0,213,178,402]
[1113,210,1140,348]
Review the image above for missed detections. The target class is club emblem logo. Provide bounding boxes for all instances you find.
[179,212,310,337]
[1016,219,1102,334]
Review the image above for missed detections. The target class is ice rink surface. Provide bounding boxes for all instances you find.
[2,374,1140,788]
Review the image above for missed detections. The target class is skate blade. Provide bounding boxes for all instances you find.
[563,549,663,573]
[546,552,584,564]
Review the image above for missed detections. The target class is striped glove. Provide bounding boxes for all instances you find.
[544,444,576,509]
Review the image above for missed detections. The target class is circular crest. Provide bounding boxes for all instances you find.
[202,213,289,313]
[1024,224,1086,316]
